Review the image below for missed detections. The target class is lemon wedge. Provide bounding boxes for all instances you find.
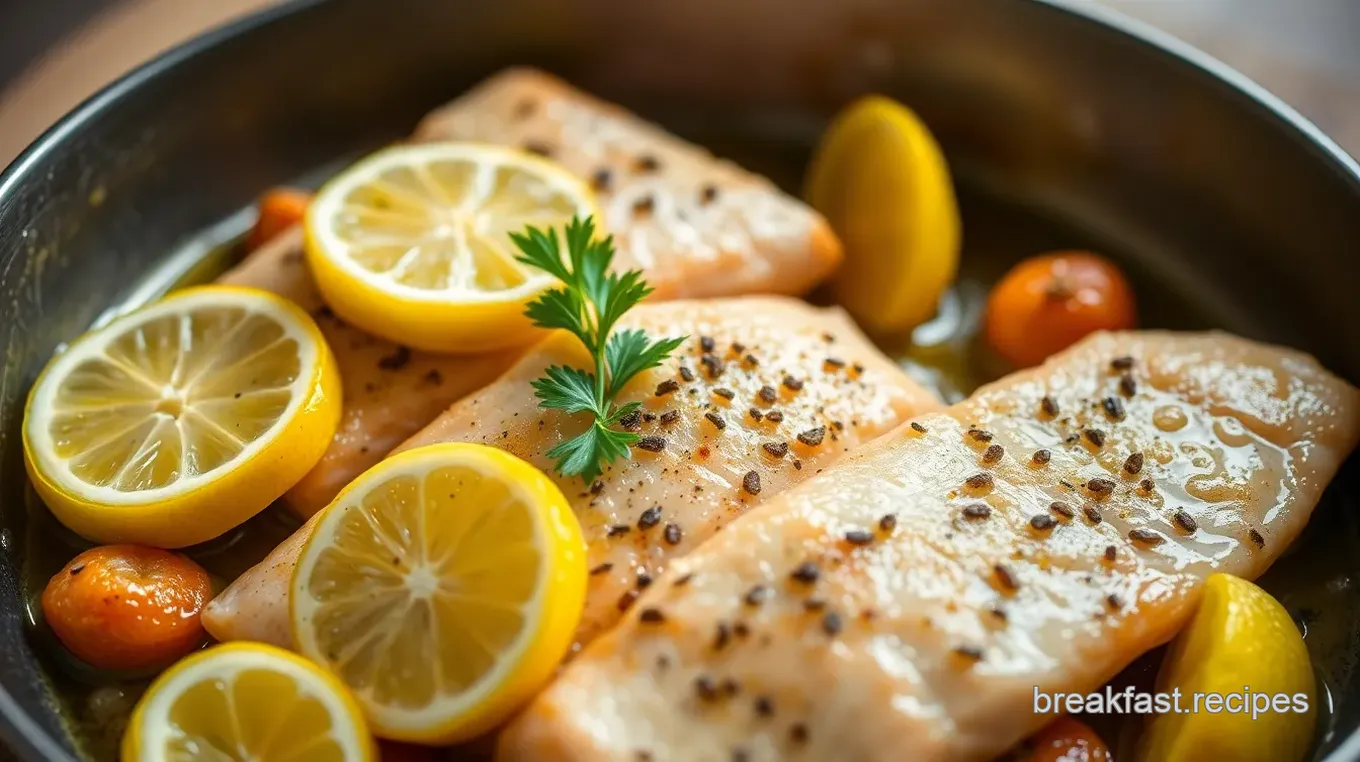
[23,285,341,548]
[122,642,374,762]
[1138,573,1316,762]
[805,95,961,334]
[304,143,598,354]
[290,443,586,744]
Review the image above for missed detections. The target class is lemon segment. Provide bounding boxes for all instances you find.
[805,95,961,334]
[304,143,598,354]
[122,642,374,762]
[290,443,586,744]
[23,285,341,548]
[1138,573,1316,762]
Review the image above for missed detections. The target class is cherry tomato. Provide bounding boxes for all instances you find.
[1027,716,1113,762]
[984,251,1136,368]
[41,546,212,672]
[246,187,311,250]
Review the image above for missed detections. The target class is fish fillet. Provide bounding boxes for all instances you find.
[414,67,842,299]
[202,296,941,650]
[499,331,1360,762]
[217,228,521,516]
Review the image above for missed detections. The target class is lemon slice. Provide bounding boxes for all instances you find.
[805,95,961,334]
[23,285,341,548]
[1138,574,1315,762]
[304,143,598,354]
[123,642,374,762]
[290,443,586,743]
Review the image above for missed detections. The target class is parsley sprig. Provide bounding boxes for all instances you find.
[511,216,686,483]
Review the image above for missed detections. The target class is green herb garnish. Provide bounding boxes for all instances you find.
[511,216,686,483]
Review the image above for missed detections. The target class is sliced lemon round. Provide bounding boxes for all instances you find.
[805,95,961,334]
[1138,574,1316,762]
[290,443,586,743]
[23,285,341,548]
[304,142,598,354]
[122,641,374,762]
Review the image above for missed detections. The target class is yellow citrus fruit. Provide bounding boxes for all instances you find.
[1138,573,1316,762]
[805,95,961,334]
[290,443,586,744]
[23,285,341,548]
[304,142,598,354]
[122,642,374,762]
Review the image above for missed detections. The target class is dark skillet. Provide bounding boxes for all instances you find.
[1,0,1359,759]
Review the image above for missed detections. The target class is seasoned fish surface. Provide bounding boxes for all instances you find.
[217,229,520,516]
[499,331,1360,762]
[415,67,842,299]
[201,297,941,649]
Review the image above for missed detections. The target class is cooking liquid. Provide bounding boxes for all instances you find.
[16,179,1360,762]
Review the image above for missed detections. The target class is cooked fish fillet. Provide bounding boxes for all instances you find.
[217,228,520,517]
[202,296,941,649]
[414,67,842,299]
[499,331,1360,762]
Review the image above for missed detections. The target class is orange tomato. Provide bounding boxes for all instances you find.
[41,546,212,672]
[984,251,1136,368]
[246,187,311,250]
[1027,716,1113,762]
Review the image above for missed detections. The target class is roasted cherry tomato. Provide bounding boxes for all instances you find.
[246,187,311,250]
[42,545,212,672]
[984,251,1136,368]
[1027,716,1113,762]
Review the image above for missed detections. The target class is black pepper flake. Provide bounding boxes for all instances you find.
[783,375,804,391]
[590,167,612,191]
[639,607,666,624]
[756,385,778,404]
[636,435,667,452]
[678,366,696,382]
[655,379,680,396]
[762,441,788,458]
[797,427,826,447]
[1102,396,1126,421]
[1104,545,1118,562]
[1111,356,1134,371]
[821,611,844,636]
[699,336,716,352]
[1040,396,1060,417]
[664,523,682,545]
[700,354,724,379]
[1249,529,1265,548]
[824,357,846,370]
[743,471,762,495]
[743,585,769,606]
[733,622,751,638]
[635,154,661,172]
[1106,593,1125,610]
[617,589,639,611]
[607,524,630,537]
[953,645,985,661]
[790,561,820,584]
[695,675,720,702]
[660,410,680,425]
[1049,501,1075,519]
[792,458,802,470]
[1119,374,1138,397]
[619,409,643,431]
[967,428,994,443]
[730,341,746,354]
[982,444,1004,464]
[1086,478,1116,497]
[1173,509,1198,533]
[68,564,85,576]
[637,572,654,589]
[964,473,995,492]
[713,622,732,650]
[643,413,656,422]
[705,412,727,431]
[790,723,810,744]
[754,696,775,718]
[1140,478,1155,493]
[377,345,411,370]
[1084,429,1107,448]
[1030,514,1057,531]
[1123,452,1145,475]
[632,195,654,215]
[994,563,1020,591]
[713,387,735,400]
[803,598,826,612]
[700,184,719,204]
[879,514,898,532]
[1083,506,1103,524]
[911,421,928,434]
[1129,528,1165,546]
[844,529,875,546]
[638,506,662,530]
[589,562,613,575]
[765,410,785,423]
[422,369,443,386]
[963,504,992,520]
[590,480,605,495]
[522,140,553,157]
[1032,449,1052,466]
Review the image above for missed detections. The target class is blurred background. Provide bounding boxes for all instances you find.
[1,0,1359,168]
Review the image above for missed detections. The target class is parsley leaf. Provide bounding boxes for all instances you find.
[513,215,685,483]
